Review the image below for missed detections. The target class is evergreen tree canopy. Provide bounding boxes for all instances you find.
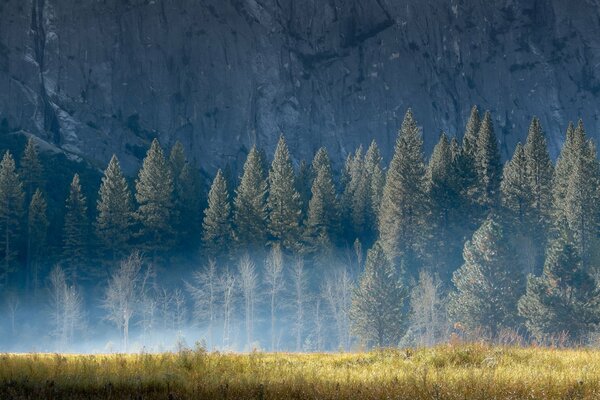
[378,109,428,274]
[233,146,268,252]
[63,174,88,280]
[26,188,48,292]
[170,142,201,249]
[20,137,44,201]
[202,169,233,259]
[267,136,302,251]
[524,117,554,227]
[427,132,463,282]
[448,217,525,336]
[364,140,384,240]
[552,121,577,227]
[135,139,174,255]
[563,121,600,268]
[350,242,407,348]
[501,143,530,226]
[96,155,133,260]
[305,148,340,257]
[518,230,600,342]
[474,111,502,213]
[0,151,24,285]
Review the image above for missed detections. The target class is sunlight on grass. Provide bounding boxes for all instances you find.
[1,345,600,399]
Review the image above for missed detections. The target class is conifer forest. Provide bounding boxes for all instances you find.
[1,107,599,353]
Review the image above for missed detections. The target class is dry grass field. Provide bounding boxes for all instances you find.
[1,344,599,399]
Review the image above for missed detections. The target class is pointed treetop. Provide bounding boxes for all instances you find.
[462,105,481,156]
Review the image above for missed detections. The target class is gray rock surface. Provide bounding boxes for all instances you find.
[1,0,600,173]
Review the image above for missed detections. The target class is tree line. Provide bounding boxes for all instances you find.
[1,106,600,351]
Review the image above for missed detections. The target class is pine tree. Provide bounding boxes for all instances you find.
[202,169,233,260]
[563,121,600,268]
[378,109,428,274]
[96,155,133,261]
[233,146,268,253]
[20,137,44,201]
[169,142,201,249]
[523,117,554,273]
[501,143,538,275]
[0,151,24,286]
[474,111,502,213]
[501,143,530,226]
[552,122,577,227]
[350,242,407,348]
[63,174,89,281]
[27,188,48,294]
[456,106,481,230]
[427,132,463,283]
[448,217,525,336]
[462,105,481,162]
[296,159,312,222]
[176,162,202,248]
[135,139,174,257]
[518,230,600,343]
[304,147,340,257]
[340,147,363,242]
[267,136,302,251]
[364,140,384,241]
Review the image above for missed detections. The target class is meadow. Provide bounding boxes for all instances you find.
[1,344,599,399]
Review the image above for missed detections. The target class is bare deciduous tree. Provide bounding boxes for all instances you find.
[138,264,157,346]
[220,269,236,349]
[290,258,308,351]
[265,244,284,351]
[5,291,20,336]
[238,253,258,349]
[405,270,449,346]
[173,288,187,332]
[186,258,219,349]
[323,266,353,350]
[102,252,143,352]
[48,265,85,351]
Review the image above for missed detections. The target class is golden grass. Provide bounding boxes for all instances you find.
[1,344,600,399]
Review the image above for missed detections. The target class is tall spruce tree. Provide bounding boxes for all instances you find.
[135,139,174,257]
[518,229,600,343]
[340,147,363,242]
[63,174,89,281]
[501,144,529,226]
[364,140,384,241]
[202,169,233,260]
[563,121,600,268]
[296,159,312,222]
[474,111,502,214]
[501,143,537,274]
[0,151,24,286]
[169,142,201,249]
[552,122,577,226]
[176,162,202,249]
[267,136,302,251]
[233,146,268,253]
[427,132,463,283]
[378,109,428,274]
[96,155,133,261]
[448,217,525,336]
[350,242,407,348]
[304,148,340,257]
[456,106,482,231]
[20,137,44,201]
[523,117,554,272]
[27,188,48,294]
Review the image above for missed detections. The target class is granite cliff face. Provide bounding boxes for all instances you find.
[1,0,600,172]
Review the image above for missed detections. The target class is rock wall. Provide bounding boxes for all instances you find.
[1,0,600,173]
